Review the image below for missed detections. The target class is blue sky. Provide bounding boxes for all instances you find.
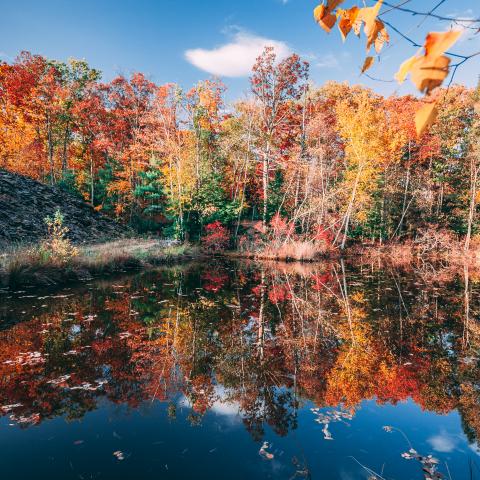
[1,0,479,102]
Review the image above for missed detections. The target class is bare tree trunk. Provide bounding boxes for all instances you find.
[399,167,410,236]
[465,159,478,251]
[257,268,266,361]
[463,263,470,348]
[90,154,94,206]
[61,122,70,175]
[235,114,253,241]
[262,142,270,226]
[336,165,363,250]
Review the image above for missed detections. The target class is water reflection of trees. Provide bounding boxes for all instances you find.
[0,260,479,442]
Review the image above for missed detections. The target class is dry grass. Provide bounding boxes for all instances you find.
[262,241,318,261]
[0,238,198,288]
[238,240,325,262]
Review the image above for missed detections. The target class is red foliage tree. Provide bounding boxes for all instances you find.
[201,221,230,252]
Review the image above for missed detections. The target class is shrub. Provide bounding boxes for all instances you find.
[313,224,335,254]
[39,209,78,263]
[270,213,294,241]
[201,221,230,253]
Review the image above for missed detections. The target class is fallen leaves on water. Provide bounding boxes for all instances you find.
[10,412,40,425]
[3,351,46,366]
[0,403,23,413]
[311,408,353,440]
[401,448,443,480]
[259,441,274,460]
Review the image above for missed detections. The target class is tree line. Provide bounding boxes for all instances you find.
[1,49,479,250]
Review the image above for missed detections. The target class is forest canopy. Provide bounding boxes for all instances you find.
[0,48,479,251]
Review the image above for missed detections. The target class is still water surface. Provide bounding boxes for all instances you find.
[0,259,479,479]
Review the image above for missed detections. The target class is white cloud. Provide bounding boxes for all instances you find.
[177,385,242,424]
[315,53,340,69]
[427,432,458,453]
[303,51,341,69]
[185,31,292,77]
[210,399,240,417]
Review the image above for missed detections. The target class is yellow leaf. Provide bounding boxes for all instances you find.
[337,6,360,41]
[394,55,419,84]
[361,56,375,73]
[364,19,389,52]
[395,30,460,94]
[373,21,389,53]
[326,0,344,9]
[361,0,384,37]
[424,30,462,60]
[415,101,438,136]
[410,55,450,94]
[314,4,326,22]
[314,4,337,32]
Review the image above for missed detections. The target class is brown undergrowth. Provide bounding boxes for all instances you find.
[0,238,199,288]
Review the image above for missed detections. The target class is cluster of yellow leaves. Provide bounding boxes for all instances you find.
[335,91,405,222]
[314,0,389,73]
[395,30,462,136]
[0,102,37,176]
[313,2,463,137]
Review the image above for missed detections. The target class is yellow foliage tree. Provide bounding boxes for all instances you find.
[334,89,405,247]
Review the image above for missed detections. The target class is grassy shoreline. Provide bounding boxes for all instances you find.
[2,236,479,289]
[0,238,201,288]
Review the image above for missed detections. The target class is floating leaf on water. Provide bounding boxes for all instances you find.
[113,450,125,461]
[47,374,72,386]
[68,379,107,392]
[63,350,79,356]
[0,403,23,413]
[4,351,46,366]
[312,408,353,440]
[401,448,443,479]
[259,441,274,460]
[322,423,333,440]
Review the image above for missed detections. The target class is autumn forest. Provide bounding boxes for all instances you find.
[1,1,480,478]
[1,43,479,257]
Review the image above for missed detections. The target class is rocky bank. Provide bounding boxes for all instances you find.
[0,170,130,246]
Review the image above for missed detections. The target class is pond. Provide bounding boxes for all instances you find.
[0,259,479,479]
